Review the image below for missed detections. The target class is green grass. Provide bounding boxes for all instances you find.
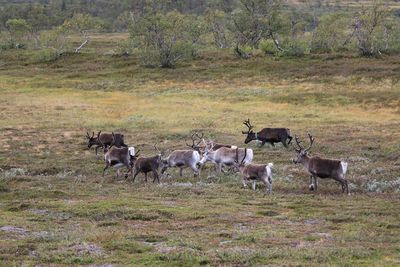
[0,35,399,265]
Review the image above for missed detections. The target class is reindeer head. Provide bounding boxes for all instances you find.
[186,132,204,152]
[199,139,215,164]
[292,133,315,164]
[86,131,99,148]
[242,119,256,144]
[233,147,247,171]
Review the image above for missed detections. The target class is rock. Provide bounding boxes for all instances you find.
[3,168,27,178]
[0,226,29,235]
[70,243,102,256]
[348,156,370,163]
[371,167,385,175]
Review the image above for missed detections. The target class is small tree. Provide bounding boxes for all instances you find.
[311,13,350,53]
[231,0,285,50]
[205,9,232,48]
[129,11,196,68]
[62,13,103,53]
[347,1,389,56]
[5,19,32,48]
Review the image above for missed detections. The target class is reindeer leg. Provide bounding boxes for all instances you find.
[132,170,139,183]
[145,172,148,183]
[262,177,272,194]
[287,135,293,145]
[242,176,247,188]
[179,168,183,177]
[334,177,347,194]
[341,173,349,195]
[309,175,313,189]
[190,164,199,177]
[252,181,256,191]
[95,146,100,157]
[314,176,318,191]
[282,140,288,148]
[124,169,130,179]
[103,163,109,178]
[152,169,160,183]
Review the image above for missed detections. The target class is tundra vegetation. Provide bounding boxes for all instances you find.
[0,0,400,266]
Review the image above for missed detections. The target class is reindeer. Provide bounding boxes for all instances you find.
[99,133,137,179]
[86,131,127,156]
[161,149,201,177]
[234,148,273,194]
[186,132,237,152]
[199,141,253,173]
[242,119,292,148]
[292,133,349,194]
[132,144,162,183]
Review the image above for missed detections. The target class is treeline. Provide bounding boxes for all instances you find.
[1,0,400,67]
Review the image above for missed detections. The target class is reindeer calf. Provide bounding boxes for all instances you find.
[235,149,273,193]
[132,155,162,183]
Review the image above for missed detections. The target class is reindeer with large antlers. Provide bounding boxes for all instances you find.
[242,119,292,148]
[86,131,127,156]
[292,133,349,194]
[234,148,273,194]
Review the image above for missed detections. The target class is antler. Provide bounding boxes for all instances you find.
[110,132,116,148]
[293,133,315,152]
[242,118,254,134]
[154,143,161,154]
[304,133,315,152]
[86,132,91,139]
[194,132,204,140]
[241,148,247,165]
[186,133,198,149]
[293,134,302,152]
[134,149,141,157]
[186,132,205,150]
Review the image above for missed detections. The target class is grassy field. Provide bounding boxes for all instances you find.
[0,35,399,266]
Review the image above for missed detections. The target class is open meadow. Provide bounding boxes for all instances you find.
[0,34,400,266]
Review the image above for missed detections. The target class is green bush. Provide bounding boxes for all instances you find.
[260,39,279,56]
[310,13,350,53]
[30,48,61,63]
[283,39,310,57]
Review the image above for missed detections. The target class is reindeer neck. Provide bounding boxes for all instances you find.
[301,154,311,169]
[238,164,246,173]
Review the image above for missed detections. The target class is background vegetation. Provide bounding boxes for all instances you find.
[0,0,399,266]
[1,0,400,66]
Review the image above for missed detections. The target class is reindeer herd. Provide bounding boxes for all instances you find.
[86,119,349,195]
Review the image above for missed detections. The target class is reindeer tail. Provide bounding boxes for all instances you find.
[341,162,348,175]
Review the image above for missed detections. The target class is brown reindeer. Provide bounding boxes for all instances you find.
[86,131,127,156]
[292,133,349,194]
[234,147,273,193]
[131,144,162,183]
[99,132,137,178]
[242,119,292,148]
